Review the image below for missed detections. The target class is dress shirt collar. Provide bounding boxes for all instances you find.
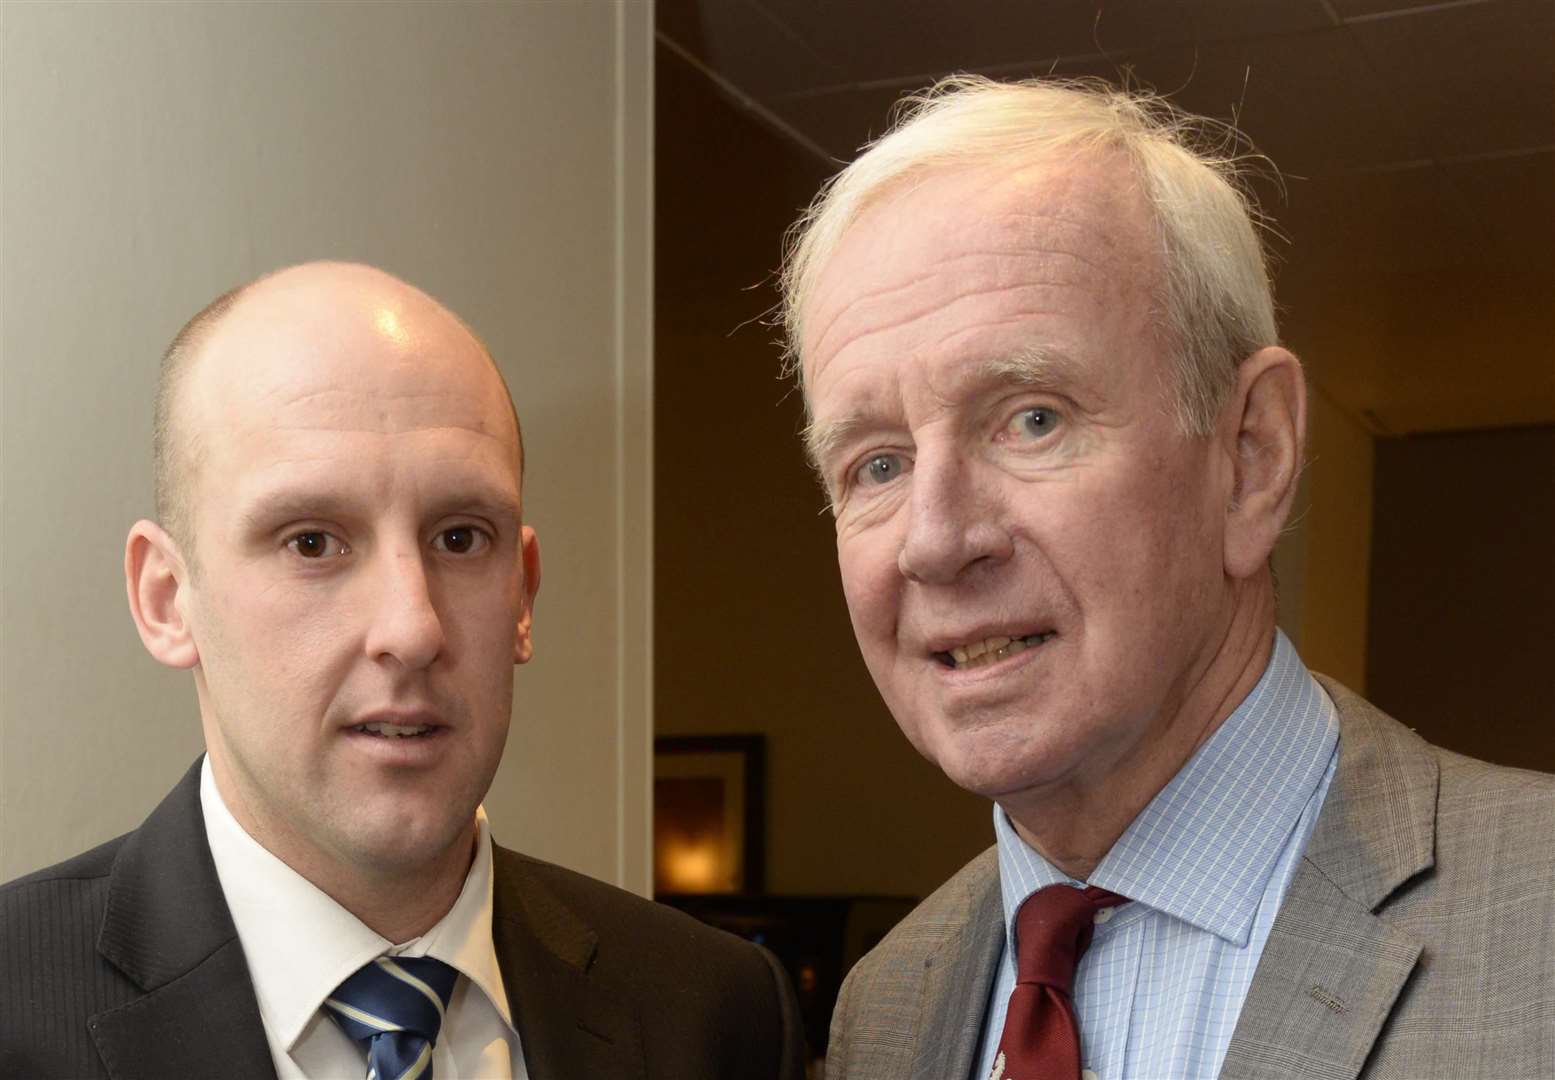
[200,756,514,1052]
[994,630,1340,948]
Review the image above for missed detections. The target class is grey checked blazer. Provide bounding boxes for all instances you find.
[825,678,1555,1080]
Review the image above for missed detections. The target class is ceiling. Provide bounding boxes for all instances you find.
[659,0,1555,435]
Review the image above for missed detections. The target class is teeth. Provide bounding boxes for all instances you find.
[358,722,432,738]
[941,632,1052,670]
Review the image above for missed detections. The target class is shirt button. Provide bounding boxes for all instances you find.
[1094,906,1114,924]
[1082,1070,1100,1080]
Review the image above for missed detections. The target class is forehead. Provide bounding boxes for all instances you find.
[800,155,1161,422]
[184,274,519,471]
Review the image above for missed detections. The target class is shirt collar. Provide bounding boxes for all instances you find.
[994,630,1339,947]
[200,757,514,1051]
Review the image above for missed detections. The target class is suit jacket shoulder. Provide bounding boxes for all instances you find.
[0,762,273,1080]
[1223,678,1555,1080]
[826,846,1002,1080]
[480,844,806,1079]
[0,833,136,1077]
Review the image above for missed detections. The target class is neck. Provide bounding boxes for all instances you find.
[304,828,477,944]
[1001,581,1279,881]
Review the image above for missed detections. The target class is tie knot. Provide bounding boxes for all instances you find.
[1013,884,1127,993]
[325,955,459,1079]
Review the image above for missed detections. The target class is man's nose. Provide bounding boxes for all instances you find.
[896,453,1012,584]
[362,547,445,670]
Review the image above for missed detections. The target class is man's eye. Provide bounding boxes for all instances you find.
[1004,406,1060,441]
[287,532,347,559]
[855,453,909,487]
[434,525,489,555]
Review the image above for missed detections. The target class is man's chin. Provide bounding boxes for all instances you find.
[333,814,478,881]
[923,729,1082,805]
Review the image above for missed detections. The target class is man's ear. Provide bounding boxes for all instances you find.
[514,525,541,665]
[1222,346,1305,581]
[125,520,200,669]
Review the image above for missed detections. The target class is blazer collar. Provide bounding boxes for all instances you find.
[1299,677,1438,909]
[490,849,644,1080]
[1220,678,1436,1079]
[91,758,277,1078]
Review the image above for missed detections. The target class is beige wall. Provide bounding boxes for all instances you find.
[0,1,653,893]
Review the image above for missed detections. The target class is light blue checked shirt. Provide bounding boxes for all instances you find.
[971,631,1339,1080]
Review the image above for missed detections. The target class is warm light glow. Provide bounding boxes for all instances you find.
[659,839,722,891]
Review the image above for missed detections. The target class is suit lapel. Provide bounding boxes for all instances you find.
[1220,679,1436,1080]
[89,767,645,1079]
[913,851,1004,1080]
[490,849,644,1080]
[90,760,276,1079]
[914,870,1001,1080]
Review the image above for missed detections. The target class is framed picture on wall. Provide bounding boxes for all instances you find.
[653,735,765,895]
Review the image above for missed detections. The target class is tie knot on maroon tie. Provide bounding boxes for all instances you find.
[1014,884,1127,993]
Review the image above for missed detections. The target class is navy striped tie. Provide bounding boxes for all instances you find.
[324,955,460,1080]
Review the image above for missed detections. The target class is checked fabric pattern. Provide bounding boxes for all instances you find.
[324,955,460,1080]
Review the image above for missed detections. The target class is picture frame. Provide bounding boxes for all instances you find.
[653,734,766,894]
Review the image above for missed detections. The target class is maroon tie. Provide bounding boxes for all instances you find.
[992,884,1127,1080]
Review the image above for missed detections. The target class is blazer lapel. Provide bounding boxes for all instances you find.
[89,761,276,1079]
[913,868,1005,1080]
[1220,679,1436,1080]
[490,850,644,1080]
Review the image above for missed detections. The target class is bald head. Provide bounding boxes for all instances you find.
[153,262,523,558]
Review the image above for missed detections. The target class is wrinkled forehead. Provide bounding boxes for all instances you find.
[799,154,1159,402]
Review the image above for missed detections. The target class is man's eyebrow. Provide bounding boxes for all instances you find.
[238,490,354,532]
[803,414,869,473]
[238,485,522,532]
[424,490,523,523]
[979,344,1084,391]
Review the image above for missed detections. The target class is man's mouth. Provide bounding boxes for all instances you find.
[351,721,436,739]
[934,631,1055,670]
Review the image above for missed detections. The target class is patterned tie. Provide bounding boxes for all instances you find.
[991,884,1127,1080]
[324,955,460,1080]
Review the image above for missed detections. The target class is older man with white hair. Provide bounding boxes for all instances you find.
[783,77,1555,1080]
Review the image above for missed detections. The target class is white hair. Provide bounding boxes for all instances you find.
[780,75,1280,437]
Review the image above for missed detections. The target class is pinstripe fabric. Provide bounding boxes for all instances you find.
[0,864,133,1074]
[972,631,1339,1080]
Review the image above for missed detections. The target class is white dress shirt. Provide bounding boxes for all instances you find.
[200,757,527,1079]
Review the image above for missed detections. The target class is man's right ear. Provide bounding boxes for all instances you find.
[125,520,199,669]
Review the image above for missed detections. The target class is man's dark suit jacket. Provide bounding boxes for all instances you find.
[0,761,804,1079]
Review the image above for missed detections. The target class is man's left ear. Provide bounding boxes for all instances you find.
[1221,346,1305,580]
[514,525,541,665]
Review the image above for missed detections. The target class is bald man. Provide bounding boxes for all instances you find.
[0,263,803,1080]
